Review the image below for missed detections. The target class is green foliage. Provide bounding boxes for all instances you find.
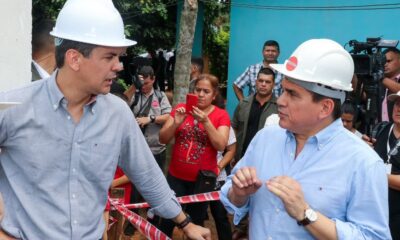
[203,1,230,97]
[32,0,178,54]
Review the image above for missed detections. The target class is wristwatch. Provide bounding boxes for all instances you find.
[176,214,192,229]
[297,208,318,226]
[149,115,156,123]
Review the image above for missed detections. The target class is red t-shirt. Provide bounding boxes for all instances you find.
[169,103,230,181]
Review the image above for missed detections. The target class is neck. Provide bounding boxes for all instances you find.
[293,118,334,158]
[34,52,56,75]
[56,69,92,107]
[393,123,400,138]
[263,60,277,67]
[200,105,214,115]
[255,93,272,105]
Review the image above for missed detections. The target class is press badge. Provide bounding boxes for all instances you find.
[386,163,392,174]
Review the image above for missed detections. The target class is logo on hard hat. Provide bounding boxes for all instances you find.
[286,56,298,71]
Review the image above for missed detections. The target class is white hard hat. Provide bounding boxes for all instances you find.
[270,39,354,92]
[50,0,136,47]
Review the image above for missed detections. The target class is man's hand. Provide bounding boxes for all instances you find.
[229,167,262,207]
[136,116,151,128]
[361,134,376,147]
[182,223,211,240]
[266,176,308,221]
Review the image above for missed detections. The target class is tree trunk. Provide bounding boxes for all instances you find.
[172,0,198,106]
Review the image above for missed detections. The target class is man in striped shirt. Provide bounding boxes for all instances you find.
[233,40,283,101]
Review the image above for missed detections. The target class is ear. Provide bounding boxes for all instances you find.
[319,98,335,119]
[65,49,82,71]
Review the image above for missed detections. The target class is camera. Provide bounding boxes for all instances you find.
[348,37,399,134]
[119,54,152,90]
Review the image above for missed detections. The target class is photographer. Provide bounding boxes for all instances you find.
[382,48,400,121]
[128,65,171,172]
[363,91,400,239]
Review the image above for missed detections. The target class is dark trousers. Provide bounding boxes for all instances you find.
[157,174,209,237]
[390,214,400,240]
[209,181,232,240]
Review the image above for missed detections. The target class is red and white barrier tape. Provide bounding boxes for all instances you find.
[124,190,221,209]
[109,197,171,240]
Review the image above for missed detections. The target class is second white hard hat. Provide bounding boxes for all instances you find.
[50,0,136,47]
[270,39,354,92]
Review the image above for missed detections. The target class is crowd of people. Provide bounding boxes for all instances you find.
[1,0,400,240]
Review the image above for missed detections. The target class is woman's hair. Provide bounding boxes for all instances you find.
[195,73,219,93]
[194,73,223,107]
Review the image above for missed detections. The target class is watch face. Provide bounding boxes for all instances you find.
[305,209,318,222]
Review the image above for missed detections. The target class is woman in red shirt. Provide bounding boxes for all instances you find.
[158,73,230,237]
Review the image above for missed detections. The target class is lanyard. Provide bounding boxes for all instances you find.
[386,124,400,163]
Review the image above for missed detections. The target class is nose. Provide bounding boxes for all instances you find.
[277,92,285,107]
[113,61,123,72]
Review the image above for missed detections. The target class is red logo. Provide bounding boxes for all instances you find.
[286,56,298,71]
[151,100,160,107]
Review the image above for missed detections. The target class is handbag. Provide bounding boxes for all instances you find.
[193,170,217,194]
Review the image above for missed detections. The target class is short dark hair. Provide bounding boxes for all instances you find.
[257,67,275,80]
[311,92,342,119]
[138,65,155,78]
[32,19,55,53]
[263,40,280,52]
[55,39,97,68]
[191,57,204,73]
[384,47,400,57]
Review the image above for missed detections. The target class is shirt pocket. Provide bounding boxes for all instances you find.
[80,141,118,183]
[301,182,347,220]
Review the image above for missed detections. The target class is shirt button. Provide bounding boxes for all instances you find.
[275,208,280,213]
[53,104,57,109]
[72,168,76,173]
[67,115,71,120]
[73,220,78,225]
[72,194,76,199]
[268,236,273,240]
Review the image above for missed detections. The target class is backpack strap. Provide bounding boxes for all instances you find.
[371,121,391,139]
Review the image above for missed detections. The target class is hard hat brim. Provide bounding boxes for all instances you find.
[50,30,137,47]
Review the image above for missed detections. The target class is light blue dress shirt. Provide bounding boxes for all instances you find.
[221,119,391,240]
[0,72,181,239]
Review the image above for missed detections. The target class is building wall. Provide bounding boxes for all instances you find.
[227,0,400,115]
[0,0,31,92]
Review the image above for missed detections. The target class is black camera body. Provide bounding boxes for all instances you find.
[349,37,399,135]
[119,55,152,89]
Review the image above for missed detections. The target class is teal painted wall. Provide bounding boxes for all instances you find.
[226,0,400,115]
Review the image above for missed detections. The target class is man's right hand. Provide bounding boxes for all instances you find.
[182,223,211,240]
[229,167,262,206]
[362,134,376,147]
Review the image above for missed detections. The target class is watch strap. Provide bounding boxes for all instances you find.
[177,214,192,229]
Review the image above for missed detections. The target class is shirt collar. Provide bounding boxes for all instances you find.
[47,70,98,113]
[285,118,343,150]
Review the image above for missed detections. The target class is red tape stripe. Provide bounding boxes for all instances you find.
[124,190,220,209]
[109,198,171,240]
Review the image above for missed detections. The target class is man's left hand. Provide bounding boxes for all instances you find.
[182,223,211,240]
[136,117,151,128]
[266,176,308,221]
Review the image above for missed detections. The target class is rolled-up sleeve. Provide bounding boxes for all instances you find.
[334,160,391,240]
[220,178,250,225]
[119,108,181,219]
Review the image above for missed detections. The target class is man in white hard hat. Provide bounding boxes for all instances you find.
[220,39,391,239]
[0,0,210,239]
